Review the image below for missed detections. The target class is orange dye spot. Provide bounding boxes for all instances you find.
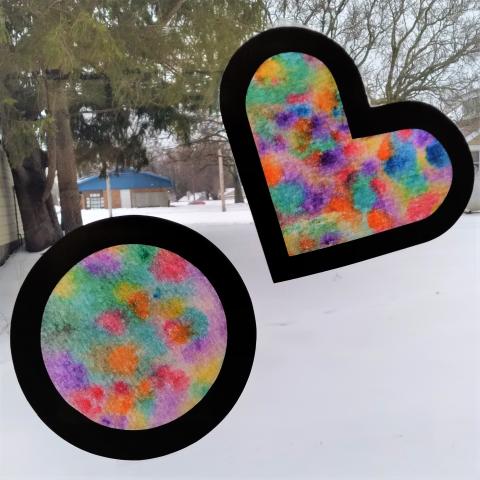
[164,320,192,345]
[137,378,153,398]
[377,136,392,161]
[262,155,283,186]
[127,291,150,320]
[314,89,337,113]
[299,237,317,252]
[105,391,135,416]
[325,196,361,224]
[107,344,138,376]
[367,210,393,232]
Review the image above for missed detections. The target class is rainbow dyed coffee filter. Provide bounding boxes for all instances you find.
[221,27,473,281]
[41,244,227,430]
[246,52,452,256]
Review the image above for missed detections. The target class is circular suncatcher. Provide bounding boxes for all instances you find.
[11,216,256,459]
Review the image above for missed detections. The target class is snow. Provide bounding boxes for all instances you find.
[81,200,253,226]
[1,205,480,479]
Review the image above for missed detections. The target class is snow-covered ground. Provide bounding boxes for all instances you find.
[1,203,480,479]
[81,200,253,226]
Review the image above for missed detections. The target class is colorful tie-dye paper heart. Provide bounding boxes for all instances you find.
[246,52,453,256]
[41,244,227,430]
[221,27,473,281]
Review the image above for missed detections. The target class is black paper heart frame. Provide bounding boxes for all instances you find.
[10,215,256,460]
[220,27,474,282]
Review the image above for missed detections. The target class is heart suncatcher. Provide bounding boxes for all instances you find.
[221,27,473,282]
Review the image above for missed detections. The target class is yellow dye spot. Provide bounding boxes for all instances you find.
[53,272,75,298]
[192,357,224,385]
[129,410,148,429]
[254,58,285,84]
[153,297,186,319]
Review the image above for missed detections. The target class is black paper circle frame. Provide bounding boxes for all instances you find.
[10,215,256,460]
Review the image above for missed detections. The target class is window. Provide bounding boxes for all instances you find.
[85,192,104,209]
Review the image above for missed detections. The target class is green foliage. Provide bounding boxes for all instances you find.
[0,0,266,173]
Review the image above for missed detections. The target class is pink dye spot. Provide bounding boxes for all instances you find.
[70,385,104,416]
[113,381,130,394]
[152,365,189,392]
[96,310,125,335]
[371,178,388,195]
[287,92,309,103]
[406,192,442,222]
[398,129,413,141]
[151,250,189,282]
[343,141,363,158]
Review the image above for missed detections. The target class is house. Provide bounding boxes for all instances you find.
[78,169,173,209]
[457,89,480,212]
[0,149,23,265]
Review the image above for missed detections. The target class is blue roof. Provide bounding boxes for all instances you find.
[78,170,173,192]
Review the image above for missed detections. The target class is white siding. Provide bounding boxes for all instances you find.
[120,189,131,208]
[0,154,22,248]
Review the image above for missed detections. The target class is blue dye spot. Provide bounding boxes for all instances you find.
[384,142,416,180]
[290,104,312,118]
[270,182,305,216]
[352,174,376,212]
[426,142,450,168]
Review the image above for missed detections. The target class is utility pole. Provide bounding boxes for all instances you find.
[218,147,226,212]
[106,173,113,218]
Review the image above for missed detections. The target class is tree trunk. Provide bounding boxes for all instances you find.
[53,81,83,232]
[233,166,244,203]
[11,149,63,252]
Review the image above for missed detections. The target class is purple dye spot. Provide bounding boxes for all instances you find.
[311,114,329,138]
[303,190,328,214]
[320,148,344,169]
[82,251,121,276]
[413,130,432,148]
[321,232,341,246]
[361,160,377,176]
[44,352,88,392]
[272,135,287,152]
[276,111,296,128]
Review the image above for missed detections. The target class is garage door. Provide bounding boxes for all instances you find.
[131,190,169,208]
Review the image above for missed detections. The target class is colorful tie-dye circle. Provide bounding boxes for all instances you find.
[246,52,453,256]
[41,244,227,430]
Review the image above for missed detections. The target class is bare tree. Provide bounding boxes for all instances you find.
[263,0,480,111]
